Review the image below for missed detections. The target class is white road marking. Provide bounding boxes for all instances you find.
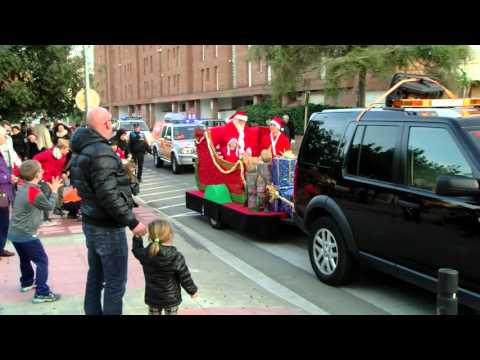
[169,211,199,218]
[157,203,186,210]
[140,184,181,192]
[145,194,185,202]
[140,189,188,200]
[251,241,432,315]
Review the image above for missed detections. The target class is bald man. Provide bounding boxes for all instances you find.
[70,107,147,315]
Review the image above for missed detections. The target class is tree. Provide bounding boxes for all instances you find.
[249,45,472,107]
[0,45,83,121]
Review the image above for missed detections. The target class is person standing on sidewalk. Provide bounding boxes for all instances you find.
[7,160,63,303]
[34,118,53,152]
[0,126,17,259]
[33,139,70,221]
[128,124,151,183]
[70,107,147,316]
[132,219,198,315]
[282,114,296,143]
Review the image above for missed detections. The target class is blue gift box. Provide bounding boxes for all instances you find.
[270,185,294,216]
[272,158,297,188]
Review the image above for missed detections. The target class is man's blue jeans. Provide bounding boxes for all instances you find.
[82,223,128,315]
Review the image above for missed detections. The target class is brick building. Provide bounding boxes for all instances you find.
[94,45,406,127]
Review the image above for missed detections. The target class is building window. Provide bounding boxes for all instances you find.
[206,68,210,82]
[168,76,171,95]
[201,69,205,92]
[177,74,180,94]
[215,66,219,91]
[215,45,219,58]
[173,76,176,88]
[144,58,146,75]
[202,45,205,62]
[151,80,154,95]
[177,46,180,66]
[167,49,170,70]
[150,56,153,73]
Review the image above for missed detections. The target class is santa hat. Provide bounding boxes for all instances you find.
[268,117,284,130]
[225,114,234,124]
[232,112,248,122]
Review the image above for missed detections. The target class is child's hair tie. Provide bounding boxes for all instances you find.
[153,238,161,244]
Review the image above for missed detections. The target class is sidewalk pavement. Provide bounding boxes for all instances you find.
[0,206,306,315]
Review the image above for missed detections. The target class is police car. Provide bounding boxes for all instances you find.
[114,115,152,139]
[151,117,198,174]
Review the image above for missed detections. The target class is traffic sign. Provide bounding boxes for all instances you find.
[75,89,100,111]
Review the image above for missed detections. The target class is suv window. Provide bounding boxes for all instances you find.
[164,126,172,140]
[161,125,168,138]
[300,117,348,167]
[407,127,473,191]
[346,125,400,183]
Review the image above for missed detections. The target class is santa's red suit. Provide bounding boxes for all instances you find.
[260,117,291,157]
[210,112,256,158]
[260,132,291,157]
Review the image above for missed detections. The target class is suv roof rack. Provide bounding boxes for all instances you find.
[356,75,474,122]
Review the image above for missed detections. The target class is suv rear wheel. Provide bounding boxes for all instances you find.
[308,217,354,286]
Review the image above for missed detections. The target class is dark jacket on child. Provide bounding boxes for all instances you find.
[132,236,198,308]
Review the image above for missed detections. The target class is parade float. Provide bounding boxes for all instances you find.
[186,112,296,236]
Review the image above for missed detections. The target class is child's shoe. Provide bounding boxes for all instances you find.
[32,292,61,303]
[21,284,36,293]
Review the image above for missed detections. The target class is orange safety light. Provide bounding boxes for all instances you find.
[394,98,480,108]
[463,98,480,106]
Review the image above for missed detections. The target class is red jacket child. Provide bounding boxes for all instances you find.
[33,146,68,182]
[223,138,240,163]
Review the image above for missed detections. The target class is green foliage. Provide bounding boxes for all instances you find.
[250,45,472,107]
[0,45,83,122]
[239,100,341,134]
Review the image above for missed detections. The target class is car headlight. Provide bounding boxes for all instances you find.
[180,147,194,154]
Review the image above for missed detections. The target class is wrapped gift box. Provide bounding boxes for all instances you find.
[272,157,297,188]
[270,185,294,217]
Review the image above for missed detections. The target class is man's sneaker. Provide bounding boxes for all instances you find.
[21,284,36,293]
[32,292,61,304]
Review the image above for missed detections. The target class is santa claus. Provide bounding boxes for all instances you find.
[210,111,254,159]
[260,117,291,157]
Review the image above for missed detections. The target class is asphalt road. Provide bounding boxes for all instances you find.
[135,155,471,315]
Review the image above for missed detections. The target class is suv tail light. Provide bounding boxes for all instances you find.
[293,160,298,201]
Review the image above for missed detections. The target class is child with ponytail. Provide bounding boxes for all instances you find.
[132,219,198,315]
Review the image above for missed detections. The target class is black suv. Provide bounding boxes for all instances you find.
[294,108,480,310]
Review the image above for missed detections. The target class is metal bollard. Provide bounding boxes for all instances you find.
[437,268,458,315]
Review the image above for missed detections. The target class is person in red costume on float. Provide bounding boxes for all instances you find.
[260,117,291,157]
[210,112,255,160]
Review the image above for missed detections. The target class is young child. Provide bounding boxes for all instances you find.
[7,160,63,303]
[124,161,140,197]
[111,138,126,160]
[132,219,198,315]
[223,138,240,163]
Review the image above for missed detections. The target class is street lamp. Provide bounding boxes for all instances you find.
[83,45,90,116]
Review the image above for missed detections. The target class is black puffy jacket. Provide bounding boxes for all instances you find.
[70,128,139,230]
[132,236,198,308]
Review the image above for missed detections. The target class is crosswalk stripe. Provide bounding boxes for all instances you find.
[169,211,199,218]
[141,183,191,192]
[139,188,187,198]
[157,203,186,210]
[145,194,185,203]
